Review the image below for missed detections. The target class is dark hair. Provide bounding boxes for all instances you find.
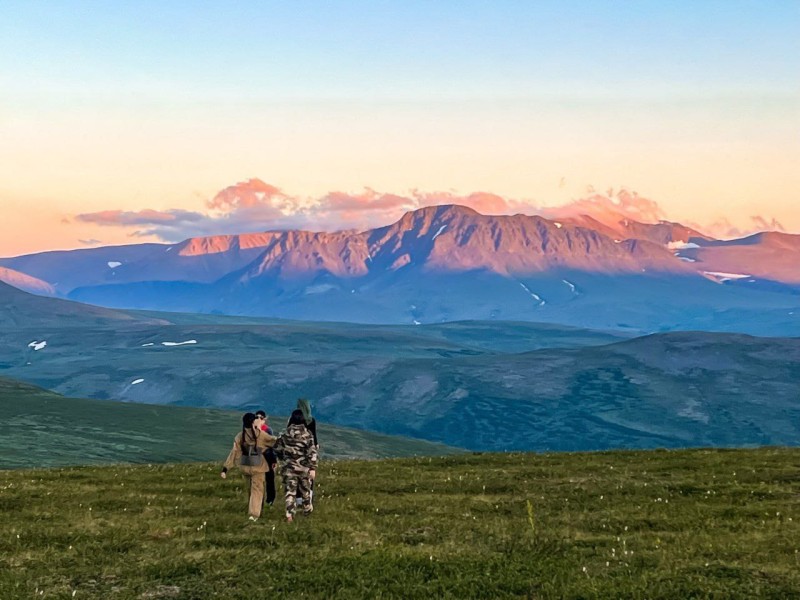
[241,412,256,452]
[288,409,306,426]
[255,410,267,419]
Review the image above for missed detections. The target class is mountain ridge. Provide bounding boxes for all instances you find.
[0,280,167,328]
[1,205,797,334]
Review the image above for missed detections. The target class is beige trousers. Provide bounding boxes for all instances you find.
[244,473,266,518]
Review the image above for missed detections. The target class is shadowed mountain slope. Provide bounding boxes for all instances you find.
[304,331,800,451]
[0,243,166,293]
[0,281,166,328]
[0,376,461,468]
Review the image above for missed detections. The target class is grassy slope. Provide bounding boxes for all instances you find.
[0,377,460,469]
[1,448,798,598]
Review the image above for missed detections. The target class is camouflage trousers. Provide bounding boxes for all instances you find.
[282,469,312,517]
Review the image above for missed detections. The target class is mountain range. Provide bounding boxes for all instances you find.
[1,204,798,335]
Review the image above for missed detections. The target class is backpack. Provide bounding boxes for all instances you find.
[240,442,263,467]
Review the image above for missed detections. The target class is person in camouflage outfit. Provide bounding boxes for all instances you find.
[273,409,318,522]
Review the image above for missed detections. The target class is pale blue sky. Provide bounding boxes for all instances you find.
[1,1,798,253]
[3,1,798,101]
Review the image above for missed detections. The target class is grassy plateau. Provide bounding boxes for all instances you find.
[1,448,799,599]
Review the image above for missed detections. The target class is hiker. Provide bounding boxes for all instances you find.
[220,412,277,521]
[255,410,278,507]
[273,409,318,523]
[294,398,319,507]
[296,398,319,448]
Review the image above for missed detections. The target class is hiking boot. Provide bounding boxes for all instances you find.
[303,505,314,517]
[248,516,258,522]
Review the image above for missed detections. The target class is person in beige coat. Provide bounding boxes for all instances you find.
[221,412,278,520]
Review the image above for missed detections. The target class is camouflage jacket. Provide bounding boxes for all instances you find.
[273,424,318,473]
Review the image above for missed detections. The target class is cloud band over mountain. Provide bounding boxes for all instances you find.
[75,179,537,241]
[75,179,787,243]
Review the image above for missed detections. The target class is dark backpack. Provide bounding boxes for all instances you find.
[240,442,263,467]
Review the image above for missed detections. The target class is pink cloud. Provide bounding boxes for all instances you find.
[542,188,666,225]
[70,181,541,241]
[207,178,295,213]
[77,209,202,226]
[750,215,785,232]
[79,178,791,244]
[301,189,419,231]
[303,189,536,232]
[318,189,414,212]
[692,215,787,239]
[413,191,534,215]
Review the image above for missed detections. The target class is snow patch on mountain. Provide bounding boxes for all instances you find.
[704,271,751,283]
[677,399,709,424]
[667,241,701,250]
[304,284,337,295]
[131,378,144,385]
[431,225,447,240]
[28,340,47,351]
[161,340,198,346]
[562,279,577,293]
[107,261,122,269]
[519,283,545,305]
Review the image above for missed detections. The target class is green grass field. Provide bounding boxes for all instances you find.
[2,448,798,599]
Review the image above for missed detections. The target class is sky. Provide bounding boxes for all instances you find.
[1,1,798,256]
